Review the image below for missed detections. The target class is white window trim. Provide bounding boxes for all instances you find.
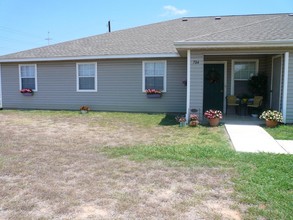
[19,64,38,91]
[142,60,167,92]
[232,59,259,81]
[76,62,97,92]
[231,59,259,95]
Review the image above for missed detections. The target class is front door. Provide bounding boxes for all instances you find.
[203,64,224,112]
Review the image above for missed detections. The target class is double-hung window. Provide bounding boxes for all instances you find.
[76,63,97,92]
[19,64,37,91]
[143,61,166,92]
[233,60,258,81]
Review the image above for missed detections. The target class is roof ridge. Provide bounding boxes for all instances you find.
[182,13,290,19]
[179,14,285,42]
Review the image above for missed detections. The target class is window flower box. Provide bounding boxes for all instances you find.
[20,88,34,96]
[22,93,34,96]
[147,94,161,98]
[145,89,162,98]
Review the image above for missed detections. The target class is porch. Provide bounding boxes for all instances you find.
[185,50,291,123]
[221,114,264,125]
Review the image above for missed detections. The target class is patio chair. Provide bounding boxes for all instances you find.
[226,95,239,115]
[247,96,263,114]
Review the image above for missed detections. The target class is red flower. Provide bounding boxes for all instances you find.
[145,89,162,94]
[204,109,223,119]
[20,88,33,93]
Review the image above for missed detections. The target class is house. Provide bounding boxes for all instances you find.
[0,13,293,123]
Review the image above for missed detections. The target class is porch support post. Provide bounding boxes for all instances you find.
[282,52,289,123]
[186,50,191,120]
[186,51,204,120]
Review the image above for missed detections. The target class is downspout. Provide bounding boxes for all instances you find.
[186,50,191,120]
[282,52,289,124]
[0,64,2,109]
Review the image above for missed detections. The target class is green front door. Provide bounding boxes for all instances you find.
[203,64,224,112]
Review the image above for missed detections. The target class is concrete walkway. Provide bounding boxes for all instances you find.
[225,124,292,154]
[276,140,293,154]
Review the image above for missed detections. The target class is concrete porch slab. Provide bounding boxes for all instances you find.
[225,124,288,154]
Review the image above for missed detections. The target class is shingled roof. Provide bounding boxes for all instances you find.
[1,13,293,61]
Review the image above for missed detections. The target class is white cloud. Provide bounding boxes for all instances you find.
[162,5,188,16]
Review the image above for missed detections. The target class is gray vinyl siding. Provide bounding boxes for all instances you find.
[286,52,293,123]
[1,58,187,113]
[189,52,204,117]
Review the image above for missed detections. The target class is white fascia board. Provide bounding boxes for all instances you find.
[174,40,293,49]
[0,53,180,63]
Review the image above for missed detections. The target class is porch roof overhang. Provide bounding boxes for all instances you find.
[174,40,293,56]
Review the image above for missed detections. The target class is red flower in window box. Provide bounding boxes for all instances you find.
[20,88,33,93]
[145,89,162,98]
[145,89,162,94]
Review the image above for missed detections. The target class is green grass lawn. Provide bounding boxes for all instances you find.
[1,110,292,219]
[103,114,293,220]
[105,145,293,219]
[264,124,293,140]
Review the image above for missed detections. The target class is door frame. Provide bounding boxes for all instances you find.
[270,55,283,110]
[204,61,227,113]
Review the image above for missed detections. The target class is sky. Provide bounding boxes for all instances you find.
[0,0,292,55]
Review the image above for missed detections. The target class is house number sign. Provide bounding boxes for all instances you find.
[192,60,200,65]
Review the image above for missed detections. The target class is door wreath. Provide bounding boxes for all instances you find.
[206,69,220,84]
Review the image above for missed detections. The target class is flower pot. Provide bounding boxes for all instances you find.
[265,120,278,128]
[208,118,220,127]
[179,122,186,127]
[80,110,88,114]
[189,120,199,127]
[22,93,33,96]
[147,94,161,98]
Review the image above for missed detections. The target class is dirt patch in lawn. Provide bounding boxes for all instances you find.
[0,111,243,219]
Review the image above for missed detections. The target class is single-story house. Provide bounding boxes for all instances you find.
[0,13,293,123]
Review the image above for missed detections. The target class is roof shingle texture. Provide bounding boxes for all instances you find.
[1,13,292,60]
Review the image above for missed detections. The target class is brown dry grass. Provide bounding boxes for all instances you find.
[0,110,242,219]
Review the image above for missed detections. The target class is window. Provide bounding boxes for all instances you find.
[143,61,166,92]
[233,60,258,80]
[76,63,97,92]
[19,64,37,91]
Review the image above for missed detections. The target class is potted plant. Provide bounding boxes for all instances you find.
[175,115,186,127]
[259,110,283,128]
[248,73,267,101]
[80,105,90,114]
[189,113,199,127]
[20,88,34,96]
[204,109,223,127]
[145,89,162,98]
